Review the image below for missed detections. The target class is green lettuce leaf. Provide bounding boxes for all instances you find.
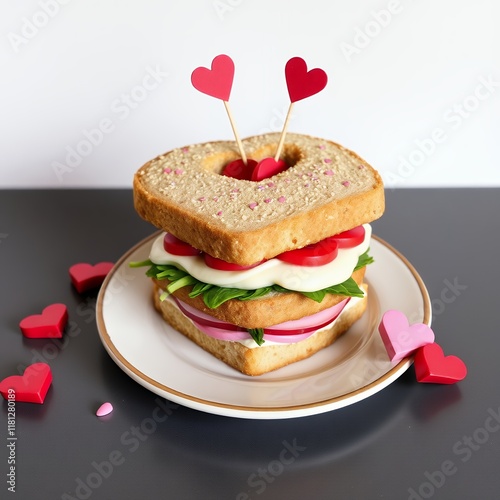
[355,250,374,270]
[247,328,265,346]
[129,249,373,308]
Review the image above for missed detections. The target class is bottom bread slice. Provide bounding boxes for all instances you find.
[152,284,368,376]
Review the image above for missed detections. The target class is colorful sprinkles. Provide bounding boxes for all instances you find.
[164,167,184,175]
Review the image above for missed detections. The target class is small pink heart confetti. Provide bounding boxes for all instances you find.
[379,310,435,363]
[96,402,113,417]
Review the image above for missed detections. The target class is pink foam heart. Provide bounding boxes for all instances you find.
[285,57,328,103]
[379,310,434,363]
[96,402,113,417]
[414,343,467,384]
[19,303,68,339]
[251,157,288,181]
[0,363,52,404]
[69,262,114,293]
[191,54,235,101]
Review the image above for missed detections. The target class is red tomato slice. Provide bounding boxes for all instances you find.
[204,254,264,271]
[277,237,338,266]
[333,226,365,248]
[163,233,201,256]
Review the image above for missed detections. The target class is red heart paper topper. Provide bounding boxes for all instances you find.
[191,54,235,101]
[0,363,52,404]
[19,303,68,339]
[69,262,114,293]
[285,57,328,103]
[414,343,467,384]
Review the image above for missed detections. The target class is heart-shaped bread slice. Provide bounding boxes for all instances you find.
[133,133,384,265]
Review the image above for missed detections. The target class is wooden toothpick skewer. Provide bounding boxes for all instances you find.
[223,100,247,166]
[274,102,294,162]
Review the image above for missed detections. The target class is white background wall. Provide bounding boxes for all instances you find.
[1,0,499,188]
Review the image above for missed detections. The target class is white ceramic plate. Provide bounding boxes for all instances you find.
[96,234,431,419]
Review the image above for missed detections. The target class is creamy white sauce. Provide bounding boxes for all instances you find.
[149,224,371,292]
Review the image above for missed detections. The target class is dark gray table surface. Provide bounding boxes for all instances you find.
[0,188,498,500]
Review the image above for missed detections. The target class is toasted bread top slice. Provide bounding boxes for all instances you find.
[134,133,384,265]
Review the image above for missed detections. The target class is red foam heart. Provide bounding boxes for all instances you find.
[191,54,235,101]
[251,157,288,181]
[69,262,114,293]
[285,57,328,103]
[0,363,52,404]
[414,343,467,384]
[222,158,257,180]
[19,303,68,339]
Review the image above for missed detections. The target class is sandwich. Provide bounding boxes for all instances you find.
[131,132,384,376]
